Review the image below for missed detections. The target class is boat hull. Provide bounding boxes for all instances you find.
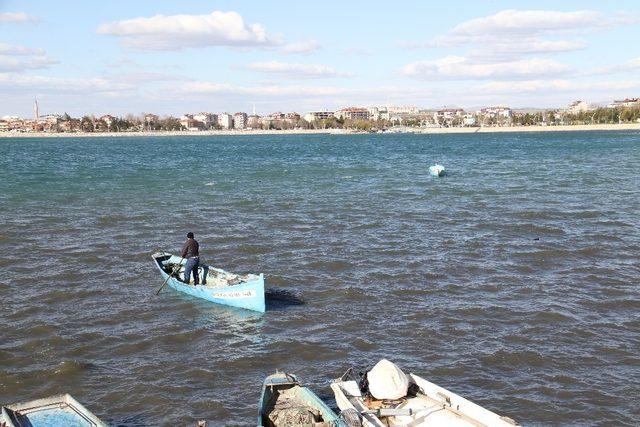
[258,372,345,427]
[153,253,266,313]
[331,366,518,427]
[1,394,106,427]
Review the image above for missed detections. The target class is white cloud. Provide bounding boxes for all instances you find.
[470,39,587,59]
[591,57,640,75]
[280,39,320,54]
[97,10,281,50]
[451,9,602,36]
[401,56,570,80]
[0,43,57,72]
[180,81,349,97]
[0,12,38,23]
[0,43,45,56]
[0,55,57,72]
[175,81,431,102]
[105,71,188,84]
[473,79,640,95]
[404,9,639,61]
[245,61,353,79]
[0,73,131,93]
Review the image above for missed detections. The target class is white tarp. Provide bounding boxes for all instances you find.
[368,359,409,400]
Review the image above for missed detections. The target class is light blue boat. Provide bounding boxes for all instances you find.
[152,252,266,313]
[0,394,106,427]
[429,164,446,177]
[258,372,346,427]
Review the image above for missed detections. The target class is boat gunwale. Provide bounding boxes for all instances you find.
[152,252,264,290]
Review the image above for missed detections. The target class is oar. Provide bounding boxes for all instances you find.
[156,258,184,295]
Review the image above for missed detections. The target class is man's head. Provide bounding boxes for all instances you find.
[187,232,194,239]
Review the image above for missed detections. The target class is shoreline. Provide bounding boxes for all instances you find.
[1,123,639,138]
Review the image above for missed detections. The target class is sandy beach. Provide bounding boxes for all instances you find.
[1,123,639,138]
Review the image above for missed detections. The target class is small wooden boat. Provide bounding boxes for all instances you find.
[258,371,346,427]
[331,362,518,427]
[152,252,265,313]
[429,164,446,177]
[0,393,106,427]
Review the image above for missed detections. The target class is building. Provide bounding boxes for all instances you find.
[387,105,419,114]
[284,112,301,123]
[233,112,248,129]
[218,113,233,129]
[303,111,335,122]
[334,107,370,121]
[433,108,464,126]
[368,107,390,121]
[179,115,202,131]
[607,98,640,108]
[479,107,513,119]
[247,114,261,128]
[463,114,476,126]
[193,112,216,129]
[566,100,590,114]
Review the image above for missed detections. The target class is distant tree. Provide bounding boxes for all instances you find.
[62,112,71,121]
[94,119,108,132]
[296,118,311,129]
[158,116,181,131]
[80,116,94,132]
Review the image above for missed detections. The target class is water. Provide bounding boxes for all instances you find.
[0,132,638,426]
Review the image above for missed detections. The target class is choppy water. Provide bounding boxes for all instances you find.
[0,132,639,426]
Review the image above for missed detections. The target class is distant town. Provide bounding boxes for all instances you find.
[2,98,640,134]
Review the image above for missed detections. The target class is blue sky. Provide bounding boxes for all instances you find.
[1,0,640,117]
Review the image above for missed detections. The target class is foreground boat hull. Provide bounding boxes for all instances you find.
[1,394,106,427]
[331,366,518,427]
[152,253,266,313]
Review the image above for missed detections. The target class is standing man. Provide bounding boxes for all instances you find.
[181,232,200,285]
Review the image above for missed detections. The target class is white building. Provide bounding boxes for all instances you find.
[463,114,476,126]
[218,113,233,129]
[233,112,248,130]
[433,108,464,126]
[334,107,370,121]
[479,107,513,119]
[247,114,261,128]
[368,107,390,121]
[567,100,590,114]
[303,111,335,122]
[387,105,419,114]
[193,113,216,129]
[607,98,640,108]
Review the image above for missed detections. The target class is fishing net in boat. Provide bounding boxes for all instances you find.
[267,387,323,427]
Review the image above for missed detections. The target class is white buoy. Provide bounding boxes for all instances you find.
[429,164,445,177]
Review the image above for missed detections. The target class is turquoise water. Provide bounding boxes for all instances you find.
[0,132,639,425]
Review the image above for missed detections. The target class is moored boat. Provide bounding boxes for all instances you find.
[0,393,106,427]
[429,164,446,177]
[331,359,518,427]
[152,252,265,313]
[259,371,346,427]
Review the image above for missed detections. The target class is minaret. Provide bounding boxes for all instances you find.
[34,98,39,122]
[252,102,256,116]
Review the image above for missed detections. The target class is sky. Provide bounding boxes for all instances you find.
[1,0,640,117]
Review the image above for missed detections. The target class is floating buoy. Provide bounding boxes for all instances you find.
[429,164,445,177]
